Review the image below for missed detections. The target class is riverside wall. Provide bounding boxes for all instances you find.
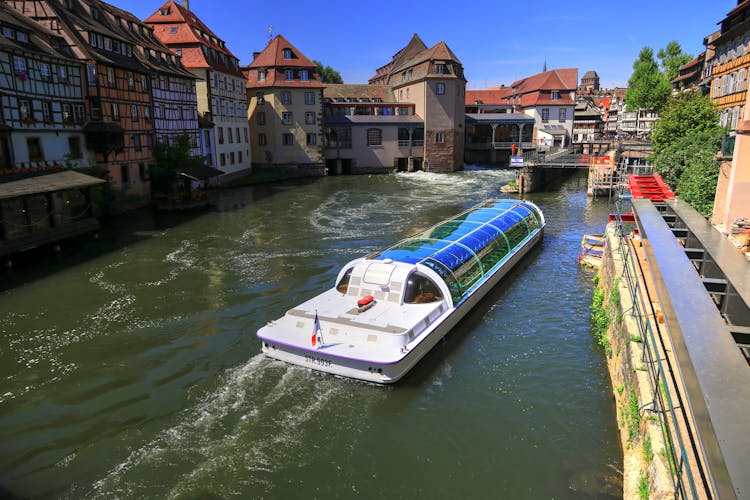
[597,223,679,499]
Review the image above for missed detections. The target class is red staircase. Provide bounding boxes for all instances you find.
[628,174,675,202]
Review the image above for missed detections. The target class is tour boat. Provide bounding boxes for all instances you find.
[257,199,545,384]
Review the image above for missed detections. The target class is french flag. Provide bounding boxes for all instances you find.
[311,312,323,347]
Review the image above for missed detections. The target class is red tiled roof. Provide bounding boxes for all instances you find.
[145,0,242,76]
[465,89,511,105]
[677,54,703,72]
[672,69,699,83]
[247,34,317,69]
[509,68,578,94]
[520,92,575,106]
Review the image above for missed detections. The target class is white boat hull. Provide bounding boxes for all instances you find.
[260,228,543,383]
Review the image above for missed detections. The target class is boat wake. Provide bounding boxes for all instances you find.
[85,354,384,498]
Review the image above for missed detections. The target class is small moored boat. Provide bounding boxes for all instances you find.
[257,199,545,383]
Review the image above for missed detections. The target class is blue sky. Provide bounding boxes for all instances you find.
[128,0,736,89]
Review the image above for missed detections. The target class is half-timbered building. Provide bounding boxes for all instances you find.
[7,0,156,206]
[98,1,200,158]
[0,3,87,173]
[146,0,250,179]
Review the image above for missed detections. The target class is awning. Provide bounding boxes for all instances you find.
[0,170,106,200]
[541,128,568,136]
[177,165,224,181]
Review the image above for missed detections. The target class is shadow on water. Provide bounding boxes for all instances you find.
[0,177,323,293]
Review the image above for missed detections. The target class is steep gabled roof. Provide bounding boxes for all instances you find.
[247,34,317,69]
[392,40,461,74]
[0,2,74,61]
[465,89,511,106]
[369,33,428,83]
[145,0,241,76]
[509,68,578,94]
[324,83,396,102]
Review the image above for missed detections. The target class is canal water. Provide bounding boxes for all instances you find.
[0,170,622,498]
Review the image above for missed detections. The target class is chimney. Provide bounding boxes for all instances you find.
[183,0,189,10]
[253,51,261,60]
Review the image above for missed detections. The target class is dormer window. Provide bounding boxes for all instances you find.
[300,70,308,81]
[258,69,266,82]
[283,48,292,59]
[16,31,29,43]
[169,27,177,34]
[436,64,446,74]
[285,70,294,81]
[551,91,559,100]
[159,8,170,15]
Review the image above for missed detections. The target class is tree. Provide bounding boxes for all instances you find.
[650,91,723,215]
[150,134,206,192]
[313,60,343,84]
[658,41,692,82]
[626,47,671,112]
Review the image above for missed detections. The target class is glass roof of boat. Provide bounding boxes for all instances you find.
[370,199,544,303]
[374,199,540,265]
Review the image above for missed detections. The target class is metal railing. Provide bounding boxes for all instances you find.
[609,200,705,499]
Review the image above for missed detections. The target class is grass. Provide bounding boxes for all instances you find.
[643,435,654,463]
[628,388,641,442]
[590,285,612,356]
[638,473,650,499]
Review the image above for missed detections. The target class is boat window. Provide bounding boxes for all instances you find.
[403,273,443,304]
[336,267,353,294]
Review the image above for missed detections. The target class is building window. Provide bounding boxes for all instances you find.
[107,67,116,87]
[256,92,265,104]
[305,111,315,124]
[436,82,445,95]
[257,112,266,125]
[74,104,85,123]
[367,128,382,146]
[120,164,130,184]
[62,103,73,123]
[218,127,224,144]
[58,65,68,81]
[283,48,292,59]
[551,91,560,100]
[68,136,82,158]
[258,69,266,82]
[42,101,52,122]
[219,153,226,166]
[230,152,235,164]
[111,103,120,120]
[435,132,445,143]
[300,70,308,81]
[436,64,446,74]
[559,108,567,122]
[305,91,315,105]
[258,133,267,145]
[144,106,150,121]
[19,99,31,121]
[86,64,96,84]
[40,62,51,80]
[244,127,249,143]
[27,137,44,161]
[228,127,233,143]
[127,72,135,90]
[307,133,317,145]
[541,108,549,123]
[281,91,292,105]
[282,133,294,145]
[285,69,294,81]
[131,104,138,120]
[139,163,148,181]
[133,134,142,151]
[282,111,292,124]
[12,55,26,73]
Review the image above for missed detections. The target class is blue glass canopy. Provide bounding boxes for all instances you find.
[371,199,543,303]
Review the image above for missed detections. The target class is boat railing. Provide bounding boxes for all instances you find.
[610,201,703,499]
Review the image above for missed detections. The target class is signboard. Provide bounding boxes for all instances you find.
[510,156,524,167]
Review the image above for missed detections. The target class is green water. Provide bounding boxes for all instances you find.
[0,170,622,498]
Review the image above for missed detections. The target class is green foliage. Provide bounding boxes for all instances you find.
[643,435,654,463]
[626,42,692,113]
[626,47,671,112]
[638,473,650,499]
[313,60,343,84]
[150,134,206,193]
[658,41,693,82]
[628,388,641,442]
[590,285,612,356]
[650,91,722,215]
